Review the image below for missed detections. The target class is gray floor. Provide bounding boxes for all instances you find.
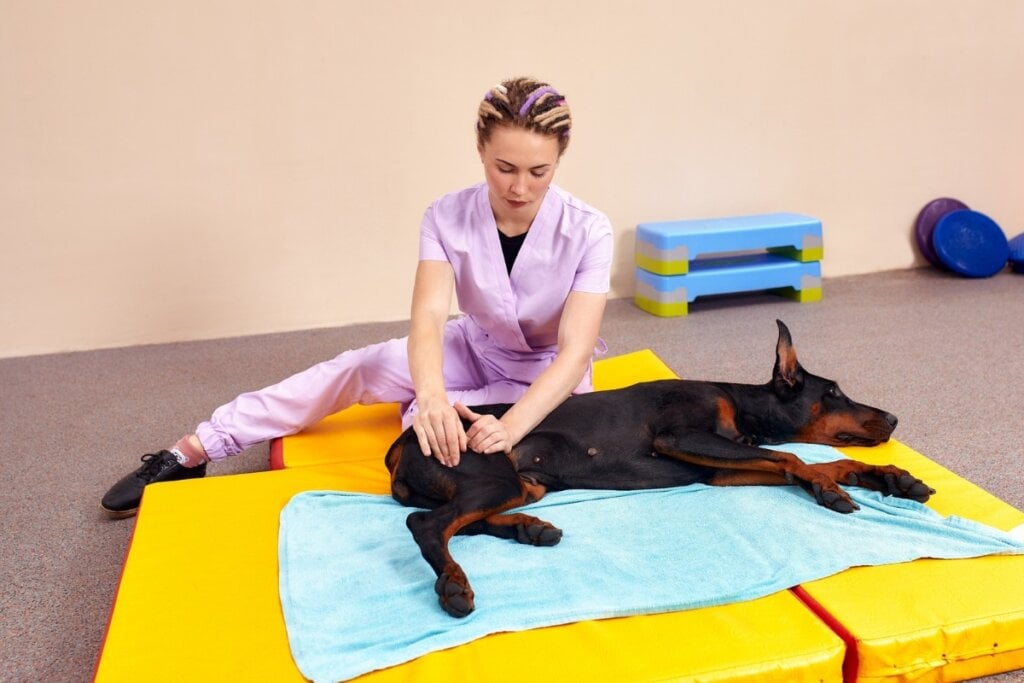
[2,267,1022,682]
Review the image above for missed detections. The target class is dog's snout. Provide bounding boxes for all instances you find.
[885,413,898,429]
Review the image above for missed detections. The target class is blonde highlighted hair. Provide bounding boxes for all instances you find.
[477,77,572,156]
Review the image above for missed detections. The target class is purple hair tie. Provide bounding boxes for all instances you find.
[484,84,508,102]
[519,86,556,117]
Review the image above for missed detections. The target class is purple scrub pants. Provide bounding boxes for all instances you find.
[194,318,560,461]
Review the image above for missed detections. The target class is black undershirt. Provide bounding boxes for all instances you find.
[497,229,527,274]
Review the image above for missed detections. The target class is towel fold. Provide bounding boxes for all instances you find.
[278,444,1024,683]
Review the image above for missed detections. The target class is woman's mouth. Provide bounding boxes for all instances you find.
[507,198,529,209]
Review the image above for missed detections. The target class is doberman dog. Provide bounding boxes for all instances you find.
[385,320,934,617]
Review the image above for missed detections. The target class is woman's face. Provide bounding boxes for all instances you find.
[479,126,561,230]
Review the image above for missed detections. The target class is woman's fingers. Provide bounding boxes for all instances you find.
[414,401,466,467]
[465,418,512,454]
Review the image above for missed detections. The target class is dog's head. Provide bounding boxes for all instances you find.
[770,320,897,447]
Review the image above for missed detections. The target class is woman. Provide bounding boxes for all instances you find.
[102,77,613,518]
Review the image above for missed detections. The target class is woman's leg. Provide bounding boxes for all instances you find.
[196,319,496,460]
[103,335,427,517]
[195,337,419,460]
[101,319,527,518]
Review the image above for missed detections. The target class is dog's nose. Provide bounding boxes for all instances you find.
[885,413,898,428]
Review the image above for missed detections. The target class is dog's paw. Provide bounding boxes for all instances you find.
[809,478,859,514]
[886,471,935,502]
[515,522,562,546]
[845,466,935,503]
[435,570,474,618]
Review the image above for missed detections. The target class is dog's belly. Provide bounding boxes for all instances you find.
[515,446,707,492]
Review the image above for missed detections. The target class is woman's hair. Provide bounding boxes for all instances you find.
[477,77,572,156]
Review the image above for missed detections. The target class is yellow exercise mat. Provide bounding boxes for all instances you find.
[270,402,402,469]
[95,463,846,682]
[271,349,678,470]
[96,349,847,682]
[97,347,1024,682]
[800,439,1024,682]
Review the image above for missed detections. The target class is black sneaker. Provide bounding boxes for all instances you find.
[101,450,207,519]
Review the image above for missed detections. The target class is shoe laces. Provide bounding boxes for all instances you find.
[136,451,174,479]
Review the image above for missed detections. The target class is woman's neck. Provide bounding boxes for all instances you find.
[491,201,541,237]
[495,218,531,237]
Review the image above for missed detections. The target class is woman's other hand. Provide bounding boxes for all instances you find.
[456,402,515,454]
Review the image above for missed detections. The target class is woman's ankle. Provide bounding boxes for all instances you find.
[169,434,209,467]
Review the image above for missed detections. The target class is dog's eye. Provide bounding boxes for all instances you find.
[828,385,844,399]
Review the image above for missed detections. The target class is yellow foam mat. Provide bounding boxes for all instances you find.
[272,402,402,469]
[95,464,845,682]
[97,349,847,682]
[97,348,1024,682]
[805,440,1024,682]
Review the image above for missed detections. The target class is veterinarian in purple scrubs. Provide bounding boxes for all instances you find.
[101,76,613,518]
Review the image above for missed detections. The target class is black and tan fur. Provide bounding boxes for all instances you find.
[385,321,933,617]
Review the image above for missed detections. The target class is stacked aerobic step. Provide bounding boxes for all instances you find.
[634,213,823,317]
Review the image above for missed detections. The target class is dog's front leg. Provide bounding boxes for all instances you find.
[652,430,859,513]
[807,459,934,502]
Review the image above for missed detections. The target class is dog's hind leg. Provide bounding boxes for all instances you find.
[459,512,563,546]
[405,477,532,618]
[407,504,482,618]
[457,479,558,544]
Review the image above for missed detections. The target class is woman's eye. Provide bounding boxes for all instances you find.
[531,171,546,178]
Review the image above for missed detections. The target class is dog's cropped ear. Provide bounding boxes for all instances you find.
[773,320,804,394]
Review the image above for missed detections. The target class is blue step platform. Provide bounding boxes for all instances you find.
[634,212,824,317]
[636,213,823,276]
[635,254,822,318]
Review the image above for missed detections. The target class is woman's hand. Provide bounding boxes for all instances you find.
[456,402,515,454]
[412,395,467,467]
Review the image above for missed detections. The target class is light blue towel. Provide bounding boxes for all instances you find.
[278,444,1024,683]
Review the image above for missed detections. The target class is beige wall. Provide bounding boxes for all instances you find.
[2,0,1022,358]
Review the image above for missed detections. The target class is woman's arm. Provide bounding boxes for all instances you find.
[408,259,466,466]
[460,289,607,454]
